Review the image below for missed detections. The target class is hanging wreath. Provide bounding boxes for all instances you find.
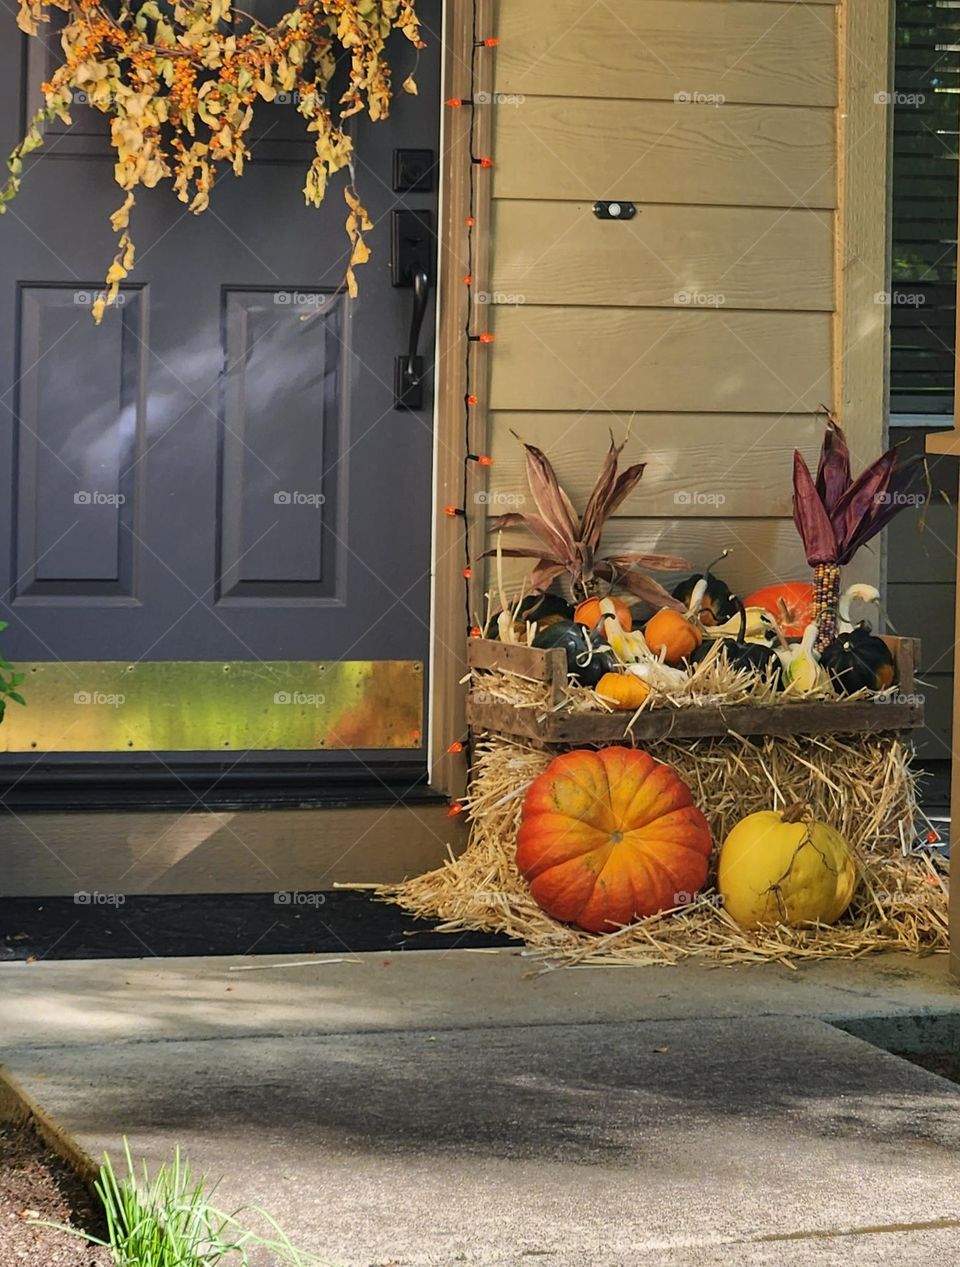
[4,0,423,320]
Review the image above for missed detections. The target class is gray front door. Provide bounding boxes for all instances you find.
[0,10,439,780]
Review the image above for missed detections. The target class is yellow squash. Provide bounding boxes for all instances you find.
[717,805,857,929]
[594,672,651,711]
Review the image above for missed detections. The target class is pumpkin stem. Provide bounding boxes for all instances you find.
[705,548,731,575]
[781,802,810,824]
[735,596,747,645]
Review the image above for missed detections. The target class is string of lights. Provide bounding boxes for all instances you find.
[443,4,498,810]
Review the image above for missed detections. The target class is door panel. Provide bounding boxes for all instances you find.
[0,12,440,772]
[15,284,145,600]
[219,289,341,602]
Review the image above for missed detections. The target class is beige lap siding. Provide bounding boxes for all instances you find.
[479,0,888,601]
[494,0,837,107]
[490,204,834,311]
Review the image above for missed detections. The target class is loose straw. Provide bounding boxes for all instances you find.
[382,726,946,970]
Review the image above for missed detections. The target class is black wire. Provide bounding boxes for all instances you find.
[462,0,479,638]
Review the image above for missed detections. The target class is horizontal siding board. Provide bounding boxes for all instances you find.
[494,0,836,107]
[492,99,836,207]
[489,203,834,310]
[487,515,808,597]
[488,412,823,517]
[488,307,832,412]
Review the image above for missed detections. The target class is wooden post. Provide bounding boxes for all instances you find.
[429,0,494,798]
[835,0,893,595]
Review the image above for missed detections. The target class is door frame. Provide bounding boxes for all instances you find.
[2,3,474,897]
[428,0,493,798]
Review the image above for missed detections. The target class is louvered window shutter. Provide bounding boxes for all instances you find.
[891,0,959,416]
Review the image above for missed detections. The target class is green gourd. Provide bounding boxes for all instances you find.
[692,599,783,687]
[532,619,617,688]
[672,552,736,627]
[820,624,896,695]
[492,592,572,642]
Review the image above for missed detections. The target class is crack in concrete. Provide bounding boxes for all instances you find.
[635,1215,960,1254]
[750,1214,960,1244]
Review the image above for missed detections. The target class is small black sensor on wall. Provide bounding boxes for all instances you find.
[593,200,637,220]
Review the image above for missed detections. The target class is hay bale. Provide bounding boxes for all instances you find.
[382,730,948,969]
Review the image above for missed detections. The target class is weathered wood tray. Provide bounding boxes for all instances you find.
[466,637,924,744]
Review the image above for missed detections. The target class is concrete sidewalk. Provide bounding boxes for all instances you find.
[2,950,960,1266]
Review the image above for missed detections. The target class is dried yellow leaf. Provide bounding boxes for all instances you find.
[9,0,422,314]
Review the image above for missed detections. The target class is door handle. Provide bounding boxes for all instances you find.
[395,267,429,410]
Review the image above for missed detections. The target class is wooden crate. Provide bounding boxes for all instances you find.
[466,637,923,744]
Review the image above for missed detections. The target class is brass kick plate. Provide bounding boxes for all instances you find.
[0,661,423,752]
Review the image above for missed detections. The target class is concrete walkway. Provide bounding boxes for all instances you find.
[2,950,960,1266]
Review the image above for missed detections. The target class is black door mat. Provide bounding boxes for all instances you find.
[0,893,517,962]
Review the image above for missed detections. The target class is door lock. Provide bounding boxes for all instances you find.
[392,148,435,193]
[391,209,433,287]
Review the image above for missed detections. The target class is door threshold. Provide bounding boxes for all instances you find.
[0,761,441,813]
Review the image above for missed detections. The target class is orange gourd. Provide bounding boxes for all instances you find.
[594,672,651,711]
[644,609,702,664]
[742,582,813,639]
[516,747,713,933]
[575,595,632,632]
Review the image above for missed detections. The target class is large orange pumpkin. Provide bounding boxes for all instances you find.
[516,747,713,933]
